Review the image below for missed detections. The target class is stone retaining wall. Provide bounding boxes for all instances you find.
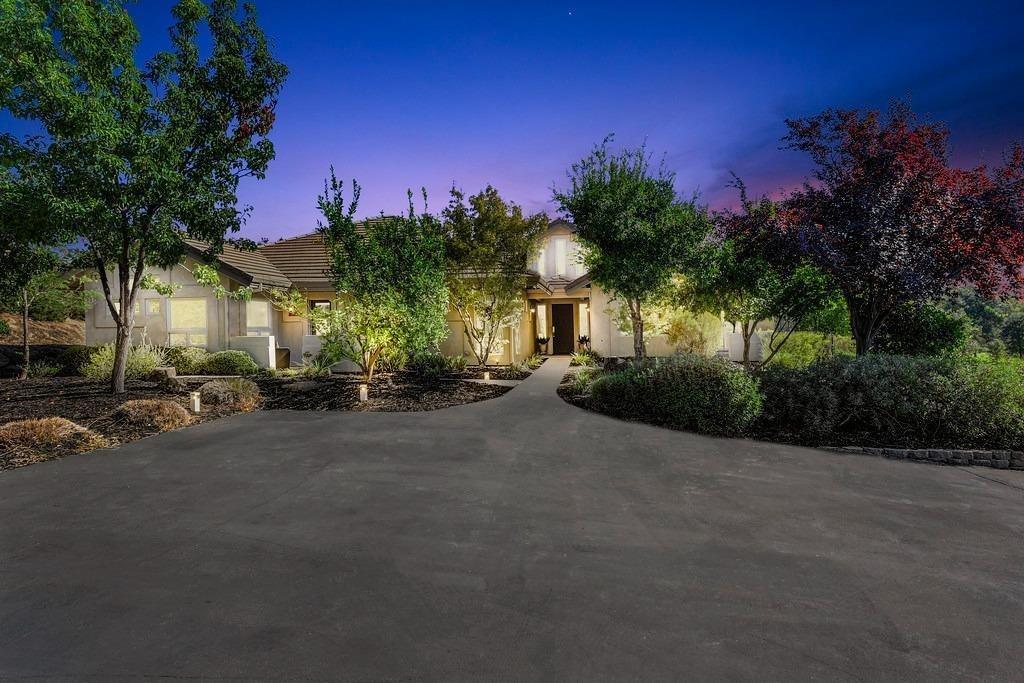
[826,446,1024,470]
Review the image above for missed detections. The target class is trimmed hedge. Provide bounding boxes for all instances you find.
[589,355,762,437]
[201,350,259,376]
[756,354,1024,449]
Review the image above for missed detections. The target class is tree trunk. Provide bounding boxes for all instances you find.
[741,321,753,369]
[18,288,29,379]
[849,303,881,356]
[110,323,131,394]
[629,298,645,361]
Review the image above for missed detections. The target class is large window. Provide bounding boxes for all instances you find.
[536,304,547,339]
[534,245,546,276]
[168,298,208,347]
[553,237,567,276]
[246,299,272,336]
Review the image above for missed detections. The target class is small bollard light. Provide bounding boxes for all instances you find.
[483,371,491,381]
[358,383,369,402]
[190,391,201,414]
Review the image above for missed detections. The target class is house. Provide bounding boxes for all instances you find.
[84,220,760,367]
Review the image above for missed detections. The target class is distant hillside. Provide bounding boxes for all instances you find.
[1,313,85,345]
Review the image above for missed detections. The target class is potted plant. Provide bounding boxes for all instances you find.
[577,335,590,350]
[536,336,550,355]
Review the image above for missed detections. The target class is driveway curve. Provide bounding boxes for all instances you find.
[2,357,1023,680]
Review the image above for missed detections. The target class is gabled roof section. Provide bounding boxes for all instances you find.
[565,272,591,294]
[182,238,291,289]
[257,218,404,290]
[257,232,332,289]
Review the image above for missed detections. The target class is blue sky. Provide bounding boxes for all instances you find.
[8,1,1024,240]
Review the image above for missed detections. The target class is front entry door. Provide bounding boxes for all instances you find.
[551,304,574,355]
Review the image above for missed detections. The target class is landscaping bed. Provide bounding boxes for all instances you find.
[558,353,1024,471]
[256,372,512,411]
[0,377,243,471]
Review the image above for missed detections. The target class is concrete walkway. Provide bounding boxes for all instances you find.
[2,356,1023,680]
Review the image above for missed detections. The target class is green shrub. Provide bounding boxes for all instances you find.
[525,353,543,369]
[165,346,211,375]
[1001,313,1024,355]
[757,354,1024,449]
[874,303,973,356]
[589,354,762,437]
[26,361,60,378]
[0,318,10,337]
[407,351,466,379]
[202,350,258,376]
[569,367,600,395]
[301,351,336,378]
[759,331,855,369]
[55,345,96,376]
[81,342,167,381]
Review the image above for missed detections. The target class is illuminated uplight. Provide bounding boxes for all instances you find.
[358,383,369,402]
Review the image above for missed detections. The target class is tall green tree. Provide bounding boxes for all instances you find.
[317,171,449,383]
[554,138,711,360]
[690,183,838,368]
[443,186,547,366]
[0,0,287,392]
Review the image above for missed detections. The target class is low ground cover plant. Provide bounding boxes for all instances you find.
[113,399,191,432]
[56,345,97,376]
[570,348,603,367]
[0,417,109,468]
[588,354,762,437]
[756,354,1024,449]
[82,342,167,382]
[407,352,467,379]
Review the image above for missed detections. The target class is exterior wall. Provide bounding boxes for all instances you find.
[439,295,533,365]
[83,258,286,368]
[532,222,585,279]
[587,283,763,360]
[273,289,335,363]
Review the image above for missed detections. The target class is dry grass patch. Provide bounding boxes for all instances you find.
[0,417,109,469]
[113,399,191,432]
[199,377,261,411]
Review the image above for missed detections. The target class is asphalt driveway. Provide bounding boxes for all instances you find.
[2,357,1023,680]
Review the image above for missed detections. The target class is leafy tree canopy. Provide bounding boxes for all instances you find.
[317,170,449,382]
[771,100,1024,354]
[443,186,547,365]
[0,0,287,391]
[554,137,711,359]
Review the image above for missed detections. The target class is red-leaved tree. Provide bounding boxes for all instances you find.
[772,101,1024,354]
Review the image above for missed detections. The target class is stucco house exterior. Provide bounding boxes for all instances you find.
[84,220,760,367]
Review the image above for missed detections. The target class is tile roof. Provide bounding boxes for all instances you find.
[182,238,292,288]
[257,232,333,289]
[256,218,399,289]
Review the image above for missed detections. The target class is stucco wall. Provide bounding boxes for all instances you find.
[84,258,285,355]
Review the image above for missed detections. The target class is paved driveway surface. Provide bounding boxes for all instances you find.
[2,357,1023,680]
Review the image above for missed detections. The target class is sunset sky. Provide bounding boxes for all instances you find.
[13,1,1024,241]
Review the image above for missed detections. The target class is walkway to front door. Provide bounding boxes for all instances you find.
[551,302,574,354]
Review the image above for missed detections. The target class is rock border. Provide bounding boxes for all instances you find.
[825,446,1024,470]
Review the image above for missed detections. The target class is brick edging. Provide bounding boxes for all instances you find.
[825,446,1024,470]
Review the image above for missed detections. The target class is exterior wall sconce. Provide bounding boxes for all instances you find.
[190,391,201,414]
[358,383,369,402]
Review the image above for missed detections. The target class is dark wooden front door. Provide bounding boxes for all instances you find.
[551,304,574,355]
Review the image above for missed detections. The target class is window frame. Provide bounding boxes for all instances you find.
[168,297,209,348]
[245,299,273,337]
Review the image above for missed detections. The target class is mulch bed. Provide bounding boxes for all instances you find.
[256,371,512,411]
[0,377,240,471]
